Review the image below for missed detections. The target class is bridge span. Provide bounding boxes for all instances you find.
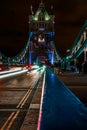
[0,65,87,130]
[0,1,87,130]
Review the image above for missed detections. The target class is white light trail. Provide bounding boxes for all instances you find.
[0,69,28,79]
[0,68,22,75]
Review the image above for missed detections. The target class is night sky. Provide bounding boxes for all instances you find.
[0,0,87,57]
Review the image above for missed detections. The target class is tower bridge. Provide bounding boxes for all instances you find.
[0,1,61,67]
[0,1,87,130]
[28,1,61,65]
[0,1,87,70]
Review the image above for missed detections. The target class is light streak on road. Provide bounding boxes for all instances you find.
[27,65,46,75]
[0,67,23,75]
[0,70,41,130]
[0,69,28,79]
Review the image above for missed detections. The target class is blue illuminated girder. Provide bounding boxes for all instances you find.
[69,20,87,54]
[68,39,87,62]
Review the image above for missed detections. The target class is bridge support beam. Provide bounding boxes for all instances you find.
[51,52,54,65]
[29,52,32,65]
[48,52,54,65]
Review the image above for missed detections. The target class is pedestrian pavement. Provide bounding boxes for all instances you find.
[40,68,87,130]
[58,71,87,85]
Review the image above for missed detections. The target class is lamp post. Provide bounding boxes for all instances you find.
[66,49,70,70]
[83,47,87,62]
[83,31,86,41]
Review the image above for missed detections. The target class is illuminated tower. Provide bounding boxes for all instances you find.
[29,1,55,65]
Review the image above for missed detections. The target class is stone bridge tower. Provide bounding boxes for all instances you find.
[29,1,55,65]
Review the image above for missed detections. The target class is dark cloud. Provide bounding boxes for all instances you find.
[0,0,87,56]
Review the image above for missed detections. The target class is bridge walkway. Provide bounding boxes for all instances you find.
[40,68,87,130]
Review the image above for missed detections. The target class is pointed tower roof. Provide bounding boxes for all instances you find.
[32,1,50,21]
[39,0,44,7]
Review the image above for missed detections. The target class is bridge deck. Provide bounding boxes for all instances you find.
[40,68,87,130]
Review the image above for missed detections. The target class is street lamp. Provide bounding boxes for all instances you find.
[83,47,87,62]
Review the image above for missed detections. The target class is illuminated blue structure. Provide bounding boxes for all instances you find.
[1,1,87,67]
[40,68,87,130]
[0,1,61,66]
[64,21,87,71]
[28,1,55,65]
[29,52,32,65]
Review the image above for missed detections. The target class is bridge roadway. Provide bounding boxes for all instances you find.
[0,68,87,130]
[0,68,44,130]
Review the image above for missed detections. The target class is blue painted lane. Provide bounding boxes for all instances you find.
[40,68,87,130]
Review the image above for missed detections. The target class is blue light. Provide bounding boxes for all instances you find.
[50,32,53,39]
[51,73,55,77]
[29,52,32,64]
[29,32,33,38]
[51,53,54,65]
[48,53,54,65]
